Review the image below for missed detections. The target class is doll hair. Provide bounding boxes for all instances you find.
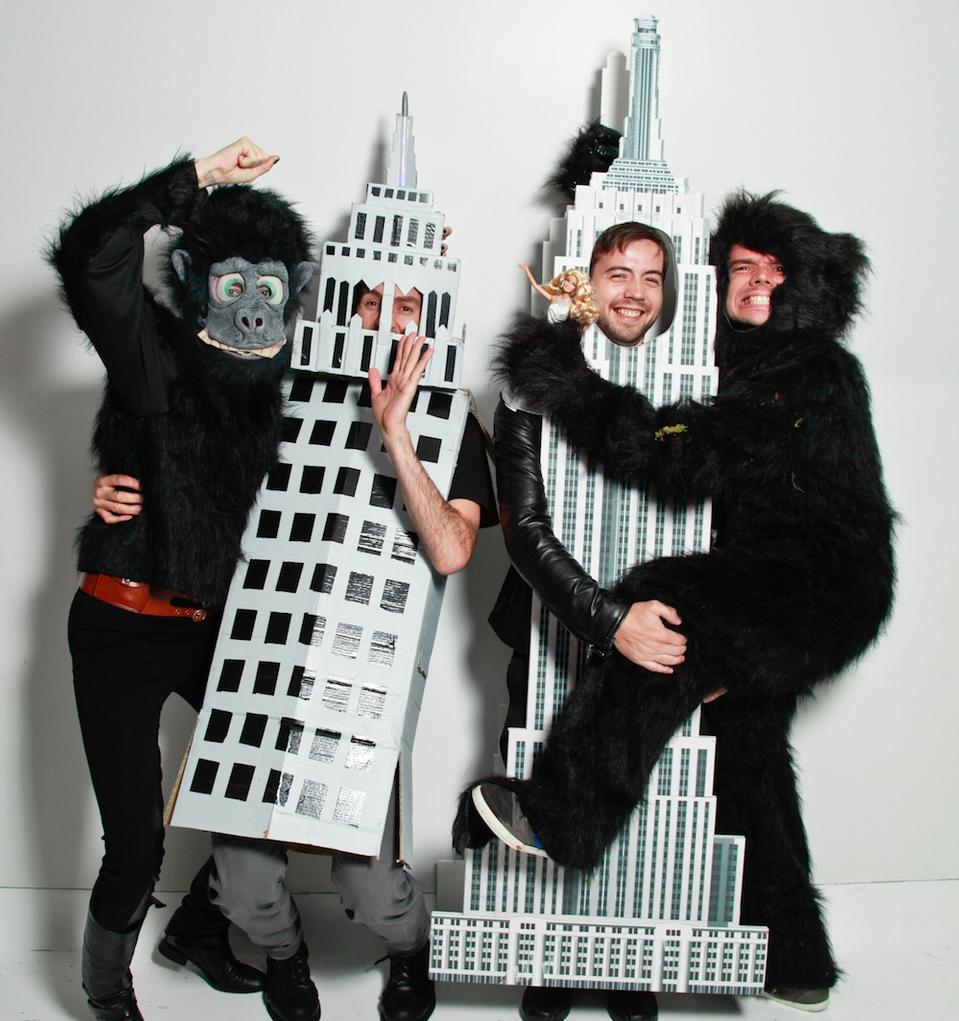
[545,269,598,325]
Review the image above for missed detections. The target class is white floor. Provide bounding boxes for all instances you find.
[1,879,953,1021]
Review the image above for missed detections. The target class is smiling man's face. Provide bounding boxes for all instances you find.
[725,243,786,326]
[590,239,665,347]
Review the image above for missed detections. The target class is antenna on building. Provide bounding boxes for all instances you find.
[601,15,678,194]
[387,91,418,190]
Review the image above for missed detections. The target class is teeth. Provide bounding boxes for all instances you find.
[615,308,646,318]
[743,296,770,306]
[198,331,286,359]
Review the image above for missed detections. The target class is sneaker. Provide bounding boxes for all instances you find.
[264,943,321,1021]
[763,987,830,1012]
[471,783,547,858]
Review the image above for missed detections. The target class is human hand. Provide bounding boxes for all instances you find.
[194,137,279,189]
[441,225,452,256]
[613,600,686,674]
[93,474,142,524]
[368,334,433,447]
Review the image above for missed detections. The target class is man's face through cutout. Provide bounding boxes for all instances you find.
[590,239,665,347]
[354,283,423,334]
[724,244,786,326]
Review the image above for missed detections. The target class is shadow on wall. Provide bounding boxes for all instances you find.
[3,290,209,999]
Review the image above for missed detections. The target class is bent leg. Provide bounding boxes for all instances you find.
[331,781,429,955]
[210,834,302,959]
[516,655,702,869]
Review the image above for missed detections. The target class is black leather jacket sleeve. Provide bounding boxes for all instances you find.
[494,396,630,654]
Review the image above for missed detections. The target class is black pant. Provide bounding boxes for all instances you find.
[702,697,838,990]
[69,589,220,932]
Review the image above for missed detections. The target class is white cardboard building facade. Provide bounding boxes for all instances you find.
[170,97,470,859]
[430,17,768,994]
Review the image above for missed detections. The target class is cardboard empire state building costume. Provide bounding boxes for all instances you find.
[169,96,469,858]
[432,19,768,994]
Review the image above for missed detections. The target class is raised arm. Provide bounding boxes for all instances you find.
[48,157,202,415]
[48,138,278,416]
[369,334,480,575]
[518,262,554,302]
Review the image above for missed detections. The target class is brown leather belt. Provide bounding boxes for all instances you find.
[80,573,210,622]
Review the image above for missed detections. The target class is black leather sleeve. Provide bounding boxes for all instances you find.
[494,396,629,654]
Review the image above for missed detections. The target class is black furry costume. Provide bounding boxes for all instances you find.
[456,194,894,991]
[51,159,313,603]
[49,157,312,999]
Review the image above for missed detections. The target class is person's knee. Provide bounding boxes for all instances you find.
[211,840,290,927]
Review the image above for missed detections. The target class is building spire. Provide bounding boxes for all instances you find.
[600,15,678,194]
[386,91,417,190]
[621,16,666,162]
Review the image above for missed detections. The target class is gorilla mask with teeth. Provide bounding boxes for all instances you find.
[166,184,315,366]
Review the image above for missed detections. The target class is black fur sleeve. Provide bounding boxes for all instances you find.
[495,398,630,653]
[498,316,719,497]
[48,158,199,416]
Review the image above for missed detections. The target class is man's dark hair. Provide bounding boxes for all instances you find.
[589,221,670,277]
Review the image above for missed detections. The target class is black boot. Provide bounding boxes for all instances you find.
[159,924,264,992]
[263,943,320,1021]
[520,985,572,1021]
[158,854,264,992]
[606,988,658,1021]
[81,911,144,1021]
[86,987,144,1021]
[378,944,435,1021]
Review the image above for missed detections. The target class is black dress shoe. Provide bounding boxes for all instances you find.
[85,985,144,1021]
[520,985,572,1021]
[606,988,658,1021]
[264,943,320,1021]
[159,930,264,993]
[378,944,435,1021]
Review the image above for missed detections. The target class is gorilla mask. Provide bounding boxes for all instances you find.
[166,184,315,361]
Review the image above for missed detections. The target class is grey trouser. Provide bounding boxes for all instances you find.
[209,781,429,959]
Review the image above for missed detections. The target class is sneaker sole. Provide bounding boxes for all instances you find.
[471,786,547,858]
[761,990,829,1013]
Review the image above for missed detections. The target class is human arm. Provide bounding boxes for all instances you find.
[495,398,685,670]
[518,262,554,302]
[93,474,142,524]
[369,334,479,575]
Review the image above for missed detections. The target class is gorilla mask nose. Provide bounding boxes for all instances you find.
[238,311,266,335]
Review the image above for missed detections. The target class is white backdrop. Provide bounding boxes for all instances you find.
[0,0,954,901]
